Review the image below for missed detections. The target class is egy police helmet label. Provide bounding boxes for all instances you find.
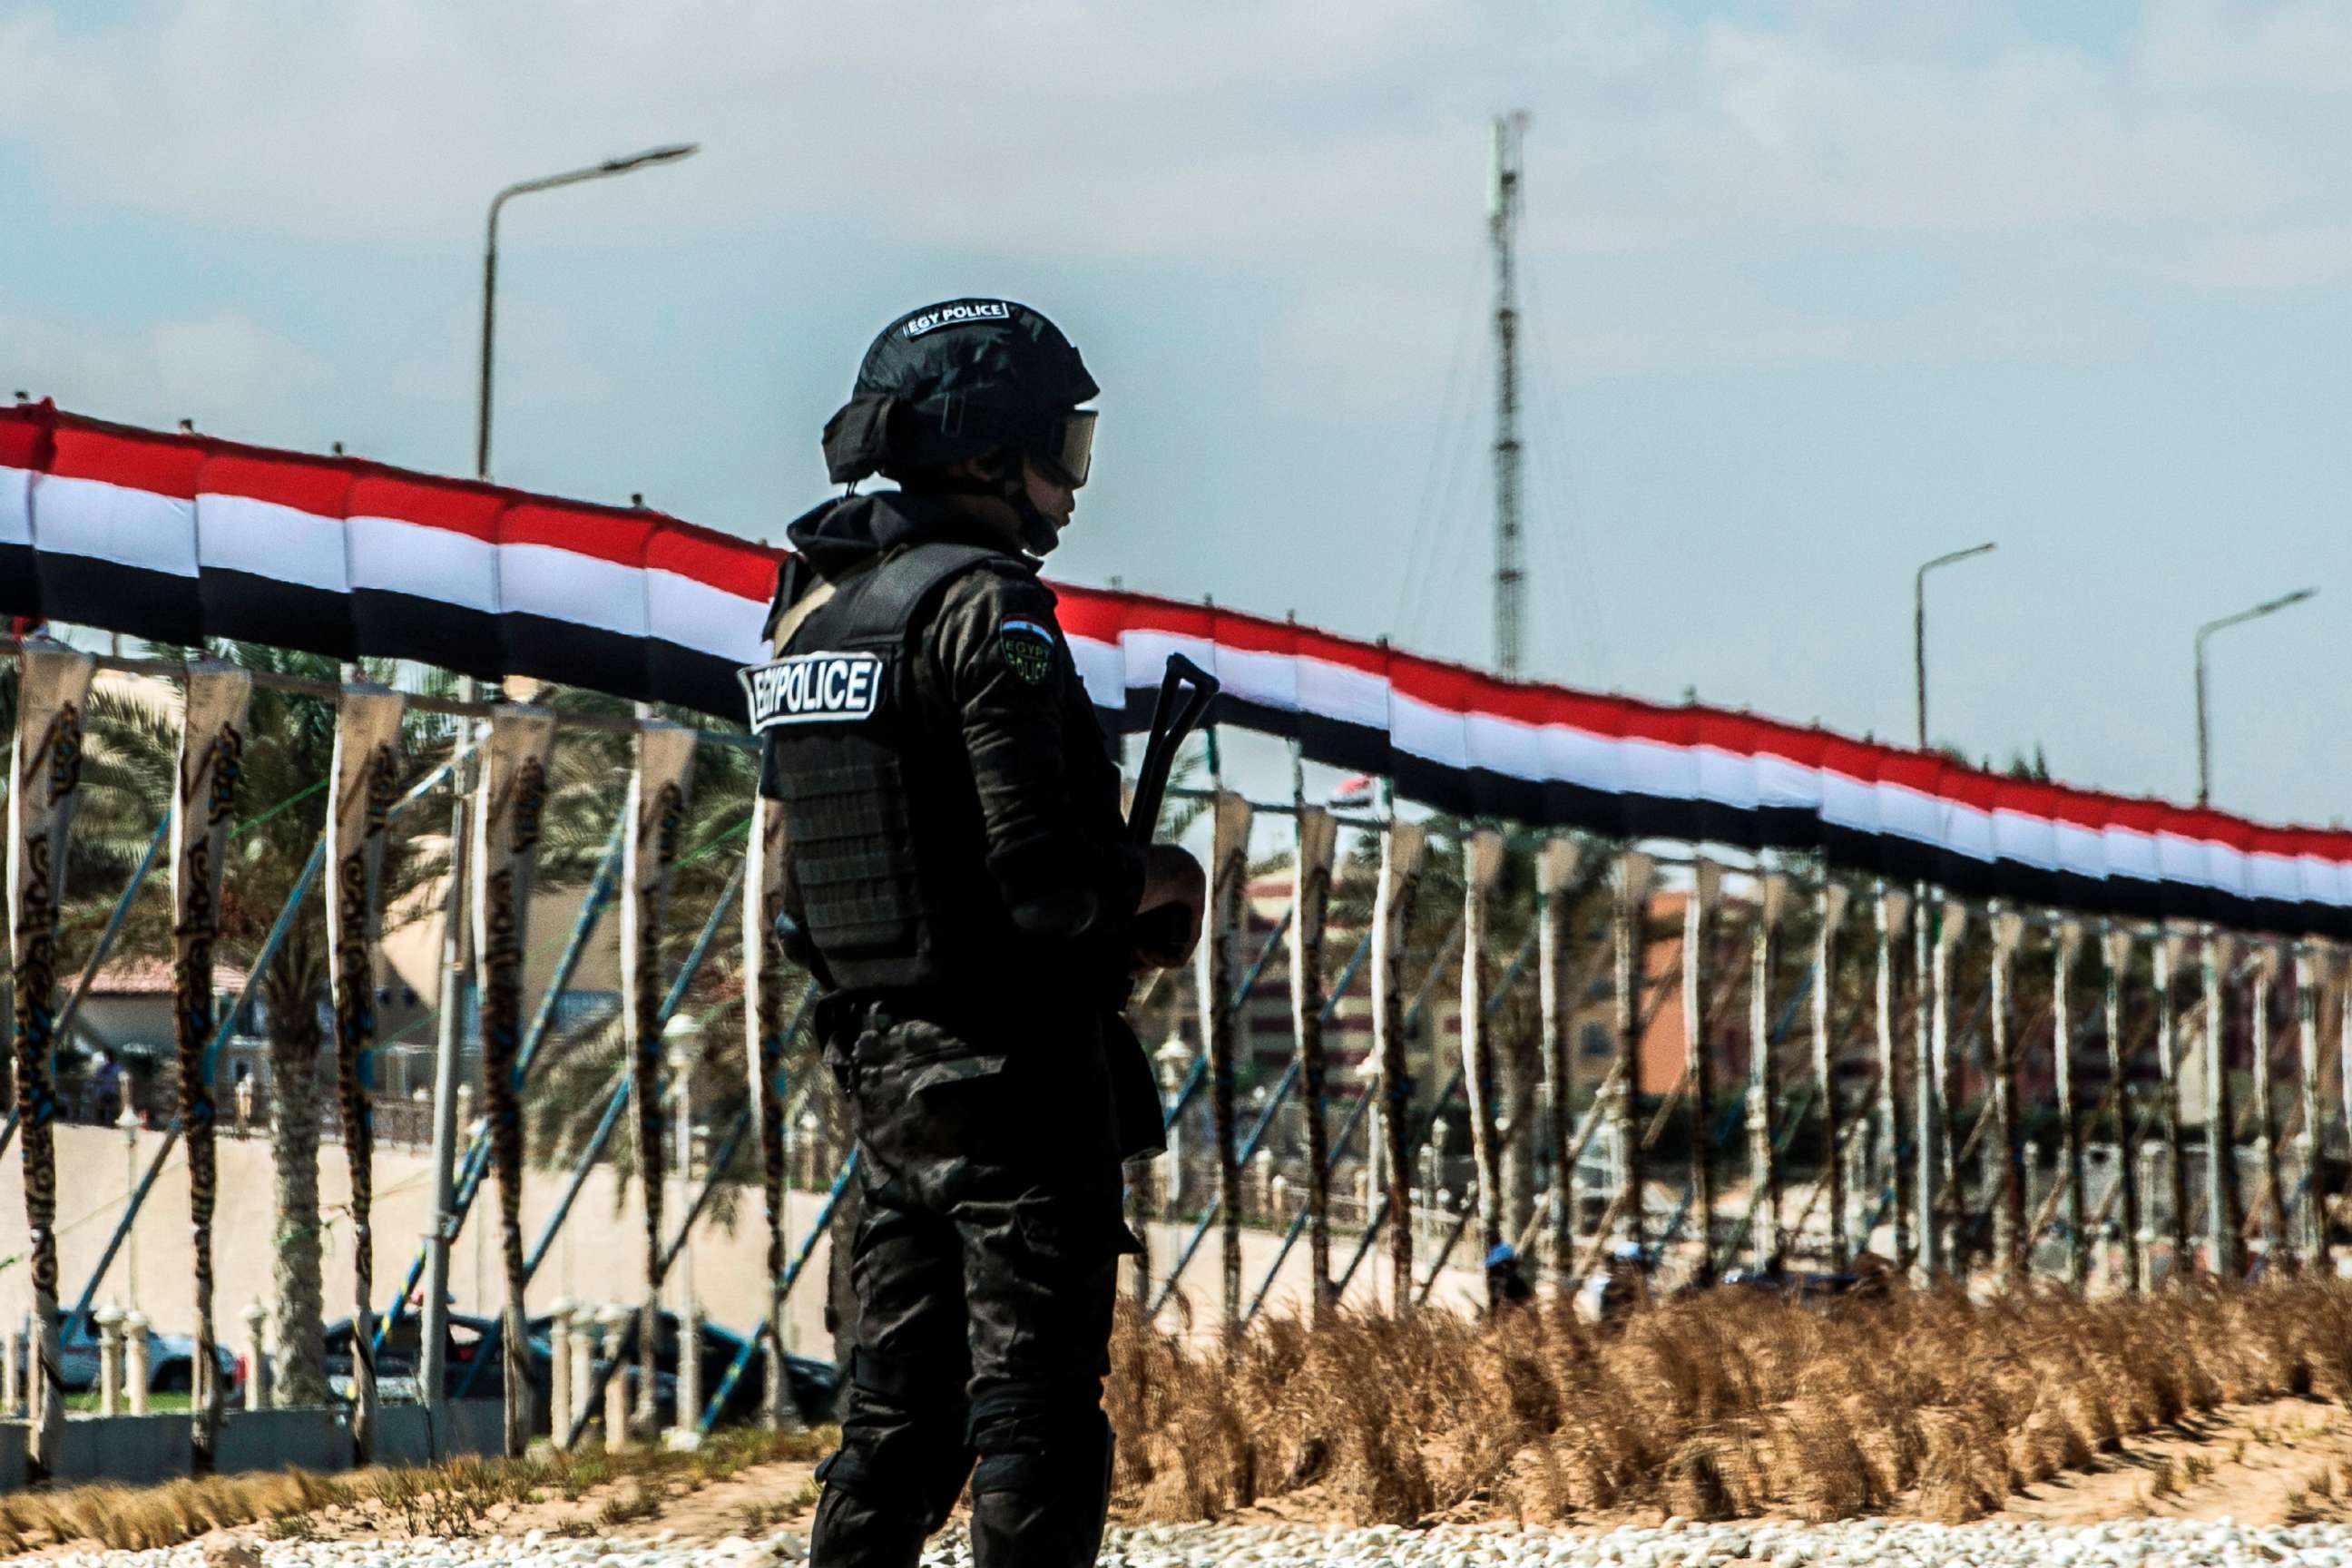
[902,300,1011,338]
[740,652,886,732]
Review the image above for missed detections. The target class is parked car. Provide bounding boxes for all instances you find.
[318,1309,836,1433]
[526,1308,838,1430]
[1715,1264,1871,1302]
[23,1318,243,1399]
[318,1311,557,1428]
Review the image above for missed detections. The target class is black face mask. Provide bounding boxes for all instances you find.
[879,467,1061,560]
[1005,476,1064,558]
[1007,411,1091,555]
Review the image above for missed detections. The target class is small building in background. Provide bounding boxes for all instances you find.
[60,956,249,1124]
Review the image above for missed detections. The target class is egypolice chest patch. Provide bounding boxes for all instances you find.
[999,617,1056,684]
[739,652,885,731]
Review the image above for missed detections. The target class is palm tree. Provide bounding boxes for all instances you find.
[68,644,454,1407]
[525,692,769,1185]
[1324,813,1614,1258]
[495,692,790,1439]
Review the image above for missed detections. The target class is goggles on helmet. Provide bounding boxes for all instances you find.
[1036,408,1096,489]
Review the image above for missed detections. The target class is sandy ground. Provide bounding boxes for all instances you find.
[16,1394,2352,1563]
[272,1453,829,1549]
[1202,1396,2352,1536]
[1990,1396,2352,1527]
[3,1441,830,1562]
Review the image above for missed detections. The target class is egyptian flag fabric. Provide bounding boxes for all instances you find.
[2100,799,2169,925]
[346,468,506,680]
[34,416,208,645]
[11,403,2352,941]
[0,402,48,616]
[495,497,662,704]
[0,408,784,707]
[645,517,788,718]
[195,443,358,656]
[1293,625,1393,780]
[1749,720,1828,855]
[1045,584,2352,939]
[1543,686,1641,840]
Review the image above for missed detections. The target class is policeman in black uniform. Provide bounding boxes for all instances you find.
[746,299,1204,1568]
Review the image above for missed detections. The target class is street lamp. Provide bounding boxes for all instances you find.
[427,139,697,1414]
[2195,587,2318,807]
[475,142,700,479]
[1914,542,1997,750]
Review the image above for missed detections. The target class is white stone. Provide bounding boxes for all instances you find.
[70,1518,2352,1568]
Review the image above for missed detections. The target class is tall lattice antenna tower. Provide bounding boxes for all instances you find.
[1489,112,1528,678]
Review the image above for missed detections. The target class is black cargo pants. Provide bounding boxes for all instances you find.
[808,996,1137,1568]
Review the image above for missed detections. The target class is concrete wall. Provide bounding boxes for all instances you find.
[0,1401,502,1487]
[0,1125,1486,1368]
[0,1125,850,1359]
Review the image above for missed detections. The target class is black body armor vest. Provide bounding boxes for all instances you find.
[753,542,1034,996]
[750,531,1168,1158]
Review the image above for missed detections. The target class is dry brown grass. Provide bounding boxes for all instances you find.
[0,1424,832,1554]
[0,1468,345,1555]
[1109,1276,2352,1527]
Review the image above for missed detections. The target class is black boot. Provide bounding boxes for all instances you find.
[808,1462,930,1568]
[967,1402,1112,1568]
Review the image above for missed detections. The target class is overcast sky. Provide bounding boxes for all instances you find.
[5,1,2351,826]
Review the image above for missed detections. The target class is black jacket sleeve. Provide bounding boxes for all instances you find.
[926,565,1146,940]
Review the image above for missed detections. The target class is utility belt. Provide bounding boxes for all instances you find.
[812,986,1165,1162]
[813,985,1096,1052]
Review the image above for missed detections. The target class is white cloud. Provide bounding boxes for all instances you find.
[2,2,2338,252]
[2171,224,2352,294]
[4,0,2351,386]
[383,298,613,410]
[0,307,328,431]
[7,3,2352,823]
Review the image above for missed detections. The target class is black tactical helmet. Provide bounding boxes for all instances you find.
[822,299,1098,494]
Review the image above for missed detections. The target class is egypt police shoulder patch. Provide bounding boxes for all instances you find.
[999,617,1056,685]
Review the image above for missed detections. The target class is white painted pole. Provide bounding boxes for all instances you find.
[1813,880,1852,1266]
[241,1299,269,1411]
[2102,926,2145,1292]
[125,1312,151,1416]
[2205,931,2242,1280]
[2297,946,2332,1268]
[1875,885,1913,1267]
[2156,933,2192,1276]
[1614,851,1655,1253]
[1987,909,2026,1285]
[95,1303,123,1416]
[1535,838,1581,1291]
[548,1298,574,1441]
[1684,858,1721,1282]
[1460,828,1507,1274]
[1373,820,1429,1308]
[1926,901,1968,1278]
[1748,873,1788,1271]
[2249,945,2288,1266]
[2054,920,2089,1290]
[601,1304,633,1451]
[569,1315,596,1449]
